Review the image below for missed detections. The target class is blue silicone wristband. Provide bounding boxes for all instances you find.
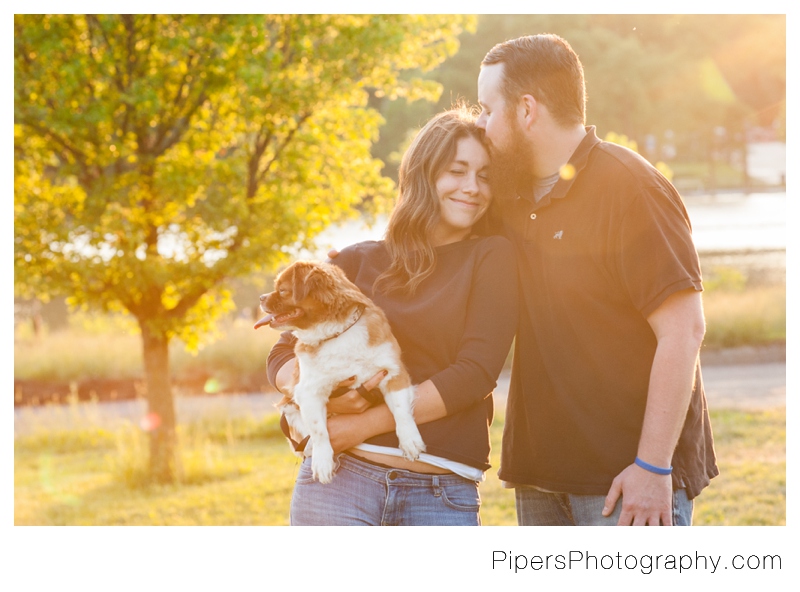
[635,456,673,475]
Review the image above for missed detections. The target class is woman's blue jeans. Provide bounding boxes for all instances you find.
[290,453,482,526]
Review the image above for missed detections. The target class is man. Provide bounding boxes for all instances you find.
[476,34,718,525]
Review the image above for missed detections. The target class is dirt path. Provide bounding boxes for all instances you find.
[491,362,785,410]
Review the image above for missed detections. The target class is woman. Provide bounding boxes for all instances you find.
[267,105,518,525]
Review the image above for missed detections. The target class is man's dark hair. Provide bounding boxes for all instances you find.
[482,34,586,127]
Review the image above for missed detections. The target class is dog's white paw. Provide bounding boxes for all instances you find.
[311,450,335,484]
[398,431,426,461]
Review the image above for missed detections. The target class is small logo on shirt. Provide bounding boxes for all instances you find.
[553,230,564,239]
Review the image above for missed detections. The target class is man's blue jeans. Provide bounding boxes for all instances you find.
[514,485,693,526]
[290,453,482,526]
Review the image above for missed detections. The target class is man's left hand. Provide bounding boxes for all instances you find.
[603,463,673,525]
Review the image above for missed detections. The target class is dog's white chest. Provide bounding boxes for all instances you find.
[295,324,397,388]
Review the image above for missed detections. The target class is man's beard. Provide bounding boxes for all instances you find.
[486,118,534,201]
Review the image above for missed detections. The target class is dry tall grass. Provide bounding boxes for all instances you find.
[14,281,785,386]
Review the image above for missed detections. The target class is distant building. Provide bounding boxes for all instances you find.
[747,142,786,186]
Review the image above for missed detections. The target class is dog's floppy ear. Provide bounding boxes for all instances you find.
[292,263,336,304]
[291,263,312,303]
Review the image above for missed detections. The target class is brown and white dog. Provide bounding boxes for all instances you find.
[254,260,425,483]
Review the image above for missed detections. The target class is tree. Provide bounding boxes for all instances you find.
[14,14,475,482]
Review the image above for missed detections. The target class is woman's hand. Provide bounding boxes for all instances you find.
[327,379,449,454]
[326,370,387,414]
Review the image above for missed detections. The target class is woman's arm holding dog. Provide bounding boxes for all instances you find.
[327,380,447,453]
[273,354,447,450]
[272,356,296,395]
[266,331,298,391]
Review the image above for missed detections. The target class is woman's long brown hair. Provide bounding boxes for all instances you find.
[374,105,491,296]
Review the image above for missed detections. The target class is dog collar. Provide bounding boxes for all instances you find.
[320,305,365,343]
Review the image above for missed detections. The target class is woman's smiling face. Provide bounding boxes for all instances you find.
[432,136,492,246]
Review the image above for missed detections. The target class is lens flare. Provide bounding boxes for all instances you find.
[140,412,161,431]
[559,163,576,180]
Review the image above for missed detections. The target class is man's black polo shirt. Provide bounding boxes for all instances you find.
[499,126,718,499]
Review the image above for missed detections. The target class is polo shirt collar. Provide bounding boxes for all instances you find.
[518,125,601,208]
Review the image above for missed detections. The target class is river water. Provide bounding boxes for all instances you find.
[684,191,786,253]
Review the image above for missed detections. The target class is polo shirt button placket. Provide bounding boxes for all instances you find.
[524,211,539,241]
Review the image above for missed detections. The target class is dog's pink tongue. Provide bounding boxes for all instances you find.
[253,313,277,330]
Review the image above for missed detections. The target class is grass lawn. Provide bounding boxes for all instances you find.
[14,406,785,526]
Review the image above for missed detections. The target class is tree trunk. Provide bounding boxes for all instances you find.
[140,322,180,483]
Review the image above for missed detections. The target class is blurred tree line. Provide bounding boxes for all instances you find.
[372,14,786,188]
